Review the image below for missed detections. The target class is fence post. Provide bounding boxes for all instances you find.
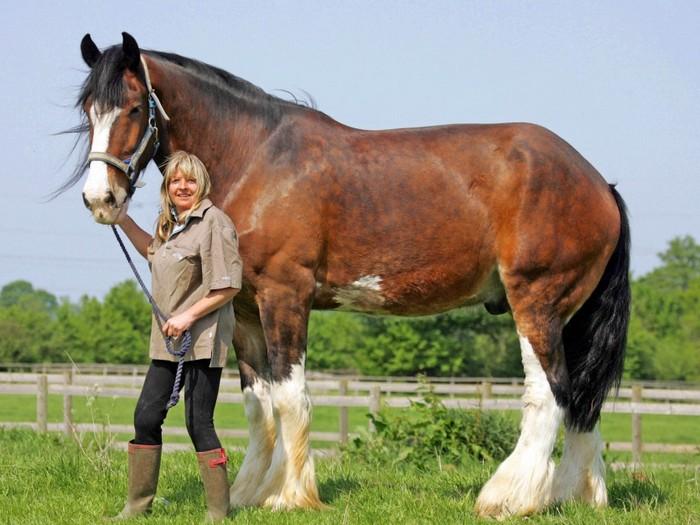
[63,371,75,440]
[368,386,381,433]
[339,379,349,445]
[480,381,492,406]
[632,384,643,466]
[36,375,48,433]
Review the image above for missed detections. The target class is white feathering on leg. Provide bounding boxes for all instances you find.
[252,361,322,509]
[230,379,275,507]
[553,427,608,507]
[475,335,564,518]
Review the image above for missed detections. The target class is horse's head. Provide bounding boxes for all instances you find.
[79,32,163,224]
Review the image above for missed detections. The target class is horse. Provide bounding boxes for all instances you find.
[70,32,630,518]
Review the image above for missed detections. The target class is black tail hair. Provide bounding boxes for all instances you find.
[562,185,631,432]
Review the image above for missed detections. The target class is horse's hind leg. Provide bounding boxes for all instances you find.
[229,310,276,507]
[475,308,567,518]
[552,426,607,507]
[251,279,322,510]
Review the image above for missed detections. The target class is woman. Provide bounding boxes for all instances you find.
[114,151,241,521]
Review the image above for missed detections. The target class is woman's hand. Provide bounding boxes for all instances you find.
[116,213,153,259]
[162,311,196,338]
[161,289,238,339]
[115,208,130,226]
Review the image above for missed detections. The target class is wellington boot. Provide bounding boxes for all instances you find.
[197,448,231,522]
[114,442,162,519]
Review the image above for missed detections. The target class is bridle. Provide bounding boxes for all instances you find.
[87,56,170,197]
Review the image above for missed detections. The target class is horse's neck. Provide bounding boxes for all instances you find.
[150,59,277,192]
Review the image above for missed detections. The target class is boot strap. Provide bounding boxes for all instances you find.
[208,448,227,468]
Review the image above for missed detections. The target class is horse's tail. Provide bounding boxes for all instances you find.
[562,184,631,432]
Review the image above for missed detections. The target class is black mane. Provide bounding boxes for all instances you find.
[78,46,312,117]
[52,46,315,198]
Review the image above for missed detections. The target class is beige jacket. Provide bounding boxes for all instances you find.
[147,199,242,367]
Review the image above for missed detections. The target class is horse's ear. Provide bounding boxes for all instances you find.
[121,32,141,72]
[80,34,101,68]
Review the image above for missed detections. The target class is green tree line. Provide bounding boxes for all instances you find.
[1,236,699,380]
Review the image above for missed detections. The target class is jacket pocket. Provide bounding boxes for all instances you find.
[161,245,202,301]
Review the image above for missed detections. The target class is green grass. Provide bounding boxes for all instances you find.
[0,428,698,524]
[0,393,368,430]
[1,393,698,463]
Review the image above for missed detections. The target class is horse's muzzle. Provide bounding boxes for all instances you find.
[82,190,125,224]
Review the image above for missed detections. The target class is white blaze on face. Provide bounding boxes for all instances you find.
[82,104,122,201]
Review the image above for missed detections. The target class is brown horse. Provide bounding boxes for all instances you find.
[72,33,630,518]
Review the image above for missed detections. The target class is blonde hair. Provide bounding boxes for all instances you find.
[156,151,212,241]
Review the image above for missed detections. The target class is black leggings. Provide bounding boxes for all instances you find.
[133,359,223,452]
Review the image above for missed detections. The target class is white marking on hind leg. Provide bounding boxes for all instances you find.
[475,335,564,518]
[230,378,275,507]
[252,361,322,509]
[553,426,607,507]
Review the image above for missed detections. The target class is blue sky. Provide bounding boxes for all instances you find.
[2,1,699,299]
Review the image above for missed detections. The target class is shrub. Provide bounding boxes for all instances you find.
[346,380,518,469]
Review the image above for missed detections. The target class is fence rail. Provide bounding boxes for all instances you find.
[1,369,698,459]
[3,362,699,388]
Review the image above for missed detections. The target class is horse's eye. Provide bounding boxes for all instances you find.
[129,106,141,116]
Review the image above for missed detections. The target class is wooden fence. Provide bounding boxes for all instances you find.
[1,368,699,460]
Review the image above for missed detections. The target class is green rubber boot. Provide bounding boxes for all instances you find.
[114,442,162,518]
[197,448,231,522]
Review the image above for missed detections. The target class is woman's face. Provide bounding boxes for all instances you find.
[168,169,199,214]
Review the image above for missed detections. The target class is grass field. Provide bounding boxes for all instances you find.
[0,428,698,524]
[0,392,698,465]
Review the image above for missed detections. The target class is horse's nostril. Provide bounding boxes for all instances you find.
[104,192,116,206]
[82,193,91,209]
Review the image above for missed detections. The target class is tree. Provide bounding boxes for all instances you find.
[0,306,54,362]
[0,280,58,314]
[306,312,366,371]
[655,236,700,290]
[625,236,700,381]
[347,308,521,377]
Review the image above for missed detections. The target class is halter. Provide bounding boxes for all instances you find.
[88,56,171,197]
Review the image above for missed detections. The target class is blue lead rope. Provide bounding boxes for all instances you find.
[111,226,191,409]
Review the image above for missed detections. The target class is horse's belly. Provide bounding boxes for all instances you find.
[313,265,504,316]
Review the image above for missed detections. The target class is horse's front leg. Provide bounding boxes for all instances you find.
[250,276,323,510]
[229,308,276,507]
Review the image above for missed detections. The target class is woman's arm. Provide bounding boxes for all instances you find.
[116,214,153,259]
[162,287,239,338]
